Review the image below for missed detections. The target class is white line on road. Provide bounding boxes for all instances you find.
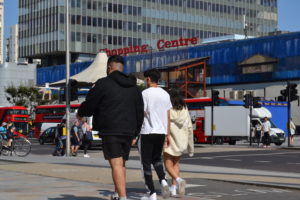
[255,161,272,163]
[186,184,206,188]
[287,163,300,165]
[200,157,214,159]
[183,151,299,160]
[224,159,241,162]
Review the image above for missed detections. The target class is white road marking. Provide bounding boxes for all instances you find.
[186,184,206,188]
[224,159,241,162]
[255,160,272,163]
[200,157,214,159]
[287,163,300,165]
[184,151,299,160]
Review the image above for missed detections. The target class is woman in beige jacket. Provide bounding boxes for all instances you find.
[164,89,194,197]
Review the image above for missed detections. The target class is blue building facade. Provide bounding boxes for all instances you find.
[37,32,300,86]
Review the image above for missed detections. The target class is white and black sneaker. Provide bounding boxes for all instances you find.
[161,179,170,199]
[176,178,186,196]
[110,192,119,200]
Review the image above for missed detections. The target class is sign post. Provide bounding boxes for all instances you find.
[65,0,71,157]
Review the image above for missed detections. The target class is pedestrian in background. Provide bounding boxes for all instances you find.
[163,89,194,197]
[262,117,271,148]
[254,122,262,146]
[78,55,144,200]
[70,120,82,156]
[81,117,92,158]
[139,69,172,200]
[289,118,296,145]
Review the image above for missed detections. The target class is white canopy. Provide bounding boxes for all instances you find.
[50,52,108,86]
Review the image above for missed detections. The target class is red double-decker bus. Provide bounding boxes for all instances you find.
[0,106,30,134]
[33,104,80,138]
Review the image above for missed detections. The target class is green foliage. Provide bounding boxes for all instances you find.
[5,85,58,114]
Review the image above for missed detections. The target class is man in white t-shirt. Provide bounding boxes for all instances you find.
[139,69,172,200]
[262,117,271,148]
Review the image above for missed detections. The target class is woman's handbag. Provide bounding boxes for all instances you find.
[85,131,93,141]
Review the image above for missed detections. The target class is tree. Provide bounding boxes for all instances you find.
[5,85,58,115]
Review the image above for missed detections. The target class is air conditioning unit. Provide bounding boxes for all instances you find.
[229,91,238,100]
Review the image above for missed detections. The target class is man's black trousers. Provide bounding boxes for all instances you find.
[139,134,166,194]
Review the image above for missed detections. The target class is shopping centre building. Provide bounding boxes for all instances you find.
[19,0,278,66]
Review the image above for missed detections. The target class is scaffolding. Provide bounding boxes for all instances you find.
[158,57,209,98]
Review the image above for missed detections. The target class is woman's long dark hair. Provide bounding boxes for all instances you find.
[169,89,186,110]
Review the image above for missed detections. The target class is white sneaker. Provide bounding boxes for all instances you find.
[169,186,177,196]
[176,178,186,196]
[110,192,119,200]
[141,192,157,200]
[161,179,170,199]
[84,154,90,158]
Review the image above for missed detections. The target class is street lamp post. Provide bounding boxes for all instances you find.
[65,0,71,157]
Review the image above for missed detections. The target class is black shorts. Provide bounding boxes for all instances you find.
[102,135,132,160]
[71,136,80,146]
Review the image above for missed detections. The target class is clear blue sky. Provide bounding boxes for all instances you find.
[3,0,300,39]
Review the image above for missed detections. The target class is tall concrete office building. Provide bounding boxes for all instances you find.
[6,24,19,63]
[0,0,4,64]
[19,0,278,66]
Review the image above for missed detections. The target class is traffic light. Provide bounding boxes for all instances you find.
[69,79,78,101]
[212,90,220,106]
[59,79,78,102]
[277,88,288,102]
[253,97,261,108]
[288,83,298,102]
[243,94,251,108]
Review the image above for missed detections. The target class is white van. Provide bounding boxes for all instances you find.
[252,107,285,146]
[63,112,102,147]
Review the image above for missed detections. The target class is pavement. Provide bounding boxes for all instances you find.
[1,142,300,200]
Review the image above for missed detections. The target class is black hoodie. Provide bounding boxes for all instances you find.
[78,71,144,137]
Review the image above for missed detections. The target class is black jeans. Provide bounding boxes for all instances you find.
[139,134,166,195]
[262,132,271,145]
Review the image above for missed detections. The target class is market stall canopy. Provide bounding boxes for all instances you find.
[50,53,108,87]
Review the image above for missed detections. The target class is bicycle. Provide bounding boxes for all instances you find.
[0,133,31,157]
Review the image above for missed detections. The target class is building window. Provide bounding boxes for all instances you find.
[93,18,97,27]
[82,33,87,42]
[108,19,112,28]
[82,16,87,25]
[87,33,91,42]
[60,13,64,24]
[76,32,81,42]
[113,36,118,45]
[87,0,92,9]
[98,18,102,27]
[108,35,112,44]
[87,16,91,26]
[71,32,76,41]
[93,34,97,43]
[76,15,81,24]
[71,15,76,24]
[93,1,97,10]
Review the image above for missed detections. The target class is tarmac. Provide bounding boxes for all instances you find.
[1,145,300,200]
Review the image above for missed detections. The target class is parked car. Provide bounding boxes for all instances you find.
[39,127,56,145]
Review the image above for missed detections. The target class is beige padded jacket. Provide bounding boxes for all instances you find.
[164,107,194,157]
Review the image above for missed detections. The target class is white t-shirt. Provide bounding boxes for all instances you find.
[262,120,271,132]
[140,87,172,135]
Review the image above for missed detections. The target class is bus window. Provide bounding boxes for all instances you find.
[7,109,29,115]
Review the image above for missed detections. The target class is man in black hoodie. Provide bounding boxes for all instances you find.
[78,55,144,200]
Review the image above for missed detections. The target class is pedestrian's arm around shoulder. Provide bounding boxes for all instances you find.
[78,80,103,117]
[187,111,194,157]
[134,87,144,138]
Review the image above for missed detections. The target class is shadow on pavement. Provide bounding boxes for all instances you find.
[48,195,105,200]
[98,188,148,200]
